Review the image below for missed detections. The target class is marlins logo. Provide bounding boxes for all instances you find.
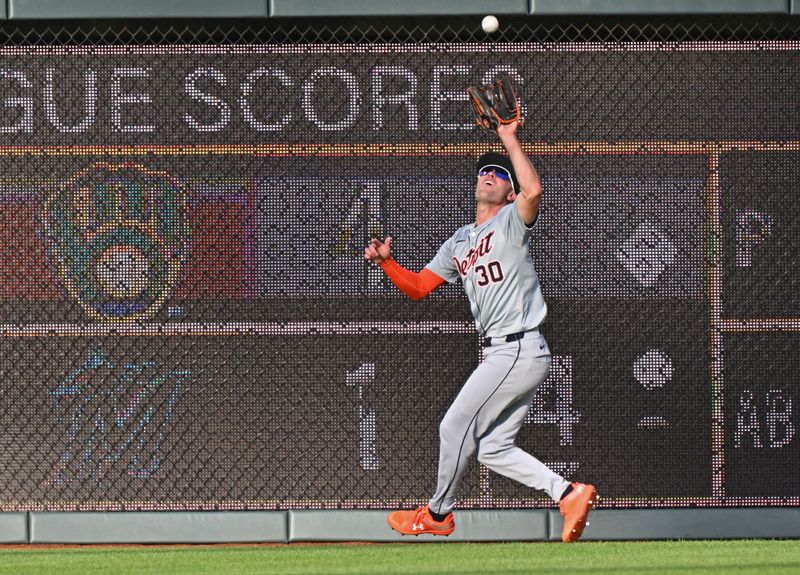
[40,163,190,321]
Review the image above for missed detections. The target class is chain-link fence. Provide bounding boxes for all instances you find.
[0,15,797,511]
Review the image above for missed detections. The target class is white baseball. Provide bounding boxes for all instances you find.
[481,15,499,34]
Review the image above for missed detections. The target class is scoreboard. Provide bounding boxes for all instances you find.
[0,42,796,510]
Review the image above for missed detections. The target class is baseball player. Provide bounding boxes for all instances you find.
[364,120,597,542]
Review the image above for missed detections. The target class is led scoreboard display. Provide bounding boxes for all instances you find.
[0,42,796,510]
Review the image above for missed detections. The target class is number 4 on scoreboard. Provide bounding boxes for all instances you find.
[525,355,581,446]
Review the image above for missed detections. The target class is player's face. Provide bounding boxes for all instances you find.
[475,168,515,204]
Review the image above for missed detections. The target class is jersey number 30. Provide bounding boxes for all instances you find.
[474,261,504,286]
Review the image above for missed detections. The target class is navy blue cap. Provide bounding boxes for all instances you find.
[476,152,519,193]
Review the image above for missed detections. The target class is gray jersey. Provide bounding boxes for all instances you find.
[426,203,547,338]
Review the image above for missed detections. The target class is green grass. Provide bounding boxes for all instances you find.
[1,540,799,575]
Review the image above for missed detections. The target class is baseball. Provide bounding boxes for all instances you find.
[481,15,499,34]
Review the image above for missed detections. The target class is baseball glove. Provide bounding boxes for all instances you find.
[39,162,190,321]
[467,75,522,131]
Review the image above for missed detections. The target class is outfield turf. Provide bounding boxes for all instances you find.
[0,540,799,574]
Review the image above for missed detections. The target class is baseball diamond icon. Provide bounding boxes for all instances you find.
[39,163,191,321]
[616,222,676,288]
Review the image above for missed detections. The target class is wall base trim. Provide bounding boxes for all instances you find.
[1,508,798,544]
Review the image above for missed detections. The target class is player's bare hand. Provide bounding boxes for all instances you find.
[364,236,392,264]
[496,120,520,141]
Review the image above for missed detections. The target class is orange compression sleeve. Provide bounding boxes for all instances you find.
[378,258,446,301]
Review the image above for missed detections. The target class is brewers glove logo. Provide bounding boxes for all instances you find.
[40,163,190,321]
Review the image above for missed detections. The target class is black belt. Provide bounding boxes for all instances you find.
[482,330,532,348]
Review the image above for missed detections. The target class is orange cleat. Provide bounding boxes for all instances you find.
[387,505,455,536]
[559,482,598,542]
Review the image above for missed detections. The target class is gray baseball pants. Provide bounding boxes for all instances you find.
[428,330,570,516]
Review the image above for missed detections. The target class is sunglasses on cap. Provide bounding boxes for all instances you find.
[478,167,511,181]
